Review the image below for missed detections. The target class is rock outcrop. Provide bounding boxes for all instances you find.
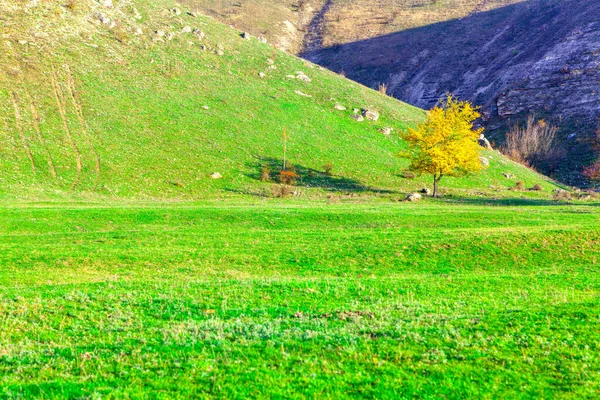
[304,0,600,185]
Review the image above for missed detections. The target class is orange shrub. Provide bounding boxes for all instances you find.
[279,170,299,185]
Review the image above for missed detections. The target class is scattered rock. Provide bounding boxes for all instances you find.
[211,172,222,179]
[266,59,275,65]
[98,14,111,25]
[187,11,198,17]
[567,133,577,140]
[100,0,113,7]
[351,114,364,122]
[380,127,393,135]
[134,27,143,35]
[133,7,142,20]
[182,26,192,33]
[363,109,380,121]
[478,133,492,149]
[171,8,181,16]
[241,32,251,40]
[193,29,205,39]
[479,156,490,167]
[295,90,312,97]
[296,72,311,82]
[405,193,422,202]
[166,32,174,41]
[553,188,572,201]
[202,105,209,110]
[421,188,431,195]
[286,75,296,79]
[502,172,515,179]
[216,49,224,56]
[334,103,346,111]
[155,30,165,37]
[258,72,266,78]
[258,36,267,43]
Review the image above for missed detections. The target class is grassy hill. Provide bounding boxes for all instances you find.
[186,0,600,187]
[2,2,600,398]
[0,0,560,202]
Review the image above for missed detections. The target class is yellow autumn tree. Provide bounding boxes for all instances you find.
[400,95,484,197]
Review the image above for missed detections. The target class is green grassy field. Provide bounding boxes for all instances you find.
[1,200,599,398]
[1,1,598,398]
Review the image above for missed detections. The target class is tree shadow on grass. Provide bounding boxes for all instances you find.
[246,157,396,194]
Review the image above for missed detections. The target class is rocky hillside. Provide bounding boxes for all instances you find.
[304,0,600,185]
[186,0,600,185]
[0,0,559,200]
[184,0,522,53]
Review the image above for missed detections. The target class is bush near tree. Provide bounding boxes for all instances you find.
[583,130,600,185]
[583,162,600,182]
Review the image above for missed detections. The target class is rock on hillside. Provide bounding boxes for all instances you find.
[304,0,600,185]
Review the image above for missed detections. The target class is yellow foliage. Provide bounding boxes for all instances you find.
[400,95,484,196]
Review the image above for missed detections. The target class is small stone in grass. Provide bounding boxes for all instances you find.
[405,193,422,202]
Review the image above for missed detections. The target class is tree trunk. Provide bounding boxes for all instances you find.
[433,174,443,198]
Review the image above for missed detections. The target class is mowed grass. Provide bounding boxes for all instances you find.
[1,200,599,398]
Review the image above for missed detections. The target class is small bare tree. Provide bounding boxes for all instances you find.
[502,116,565,173]
[282,128,289,171]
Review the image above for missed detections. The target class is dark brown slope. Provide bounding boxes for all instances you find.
[303,0,600,185]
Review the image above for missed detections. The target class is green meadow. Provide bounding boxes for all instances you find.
[1,0,599,398]
[1,200,599,398]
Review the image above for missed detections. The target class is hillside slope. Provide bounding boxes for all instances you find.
[184,0,523,53]
[0,0,559,200]
[305,0,600,185]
